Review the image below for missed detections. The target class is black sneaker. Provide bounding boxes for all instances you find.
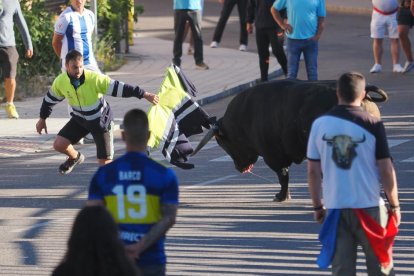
[196,62,209,70]
[59,152,85,174]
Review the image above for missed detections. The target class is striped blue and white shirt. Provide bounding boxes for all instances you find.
[54,6,98,70]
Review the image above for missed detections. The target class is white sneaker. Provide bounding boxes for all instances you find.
[393,64,404,73]
[403,61,414,73]
[370,64,382,73]
[210,41,219,48]
[239,44,247,51]
[76,138,84,145]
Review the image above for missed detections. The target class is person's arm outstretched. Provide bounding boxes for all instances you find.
[105,78,159,104]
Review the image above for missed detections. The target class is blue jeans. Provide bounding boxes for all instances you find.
[286,38,319,80]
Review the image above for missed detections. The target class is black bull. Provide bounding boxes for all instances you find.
[192,79,388,202]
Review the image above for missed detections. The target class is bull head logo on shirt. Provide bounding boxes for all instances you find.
[322,134,366,169]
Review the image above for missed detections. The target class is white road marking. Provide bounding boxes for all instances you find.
[12,217,72,233]
[210,155,232,162]
[388,139,409,148]
[402,157,414,163]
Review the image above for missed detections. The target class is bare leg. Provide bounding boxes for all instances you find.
[398,25,413,62]
[54,135,79,159]
[372,38,383,65]
[4,78,16,103]
[390,38,400,65]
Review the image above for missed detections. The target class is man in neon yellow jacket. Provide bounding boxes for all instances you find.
[36,50,159,175]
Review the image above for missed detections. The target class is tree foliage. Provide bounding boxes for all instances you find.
[10,0,143,97]
[15,0,60,80]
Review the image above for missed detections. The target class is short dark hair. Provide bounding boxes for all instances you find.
[123,108,149,146]
[337,72,366,103]
[65,49,83,65]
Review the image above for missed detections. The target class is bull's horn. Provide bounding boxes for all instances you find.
[322,134,334,142]
[352,134,366,143]
[365,85,388,103]
[191,125,217,156]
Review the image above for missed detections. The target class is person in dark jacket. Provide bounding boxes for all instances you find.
[246,0,287,81]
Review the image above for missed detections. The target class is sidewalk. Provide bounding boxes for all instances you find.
[0,34,280,157]
[326,0,371,15]
[0,1,372,158]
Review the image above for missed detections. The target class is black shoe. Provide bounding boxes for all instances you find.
[59,152,85,174]
[196,62,209,70]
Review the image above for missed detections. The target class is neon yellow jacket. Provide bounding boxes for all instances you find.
[40,69,146,130]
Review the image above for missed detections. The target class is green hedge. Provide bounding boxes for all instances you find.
[13,0,59,97]
[10,0,143,98]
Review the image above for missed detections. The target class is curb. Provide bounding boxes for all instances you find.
[327,5,371,16]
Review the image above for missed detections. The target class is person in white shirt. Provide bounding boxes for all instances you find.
[370,0,404,73]
[52,0,100,73]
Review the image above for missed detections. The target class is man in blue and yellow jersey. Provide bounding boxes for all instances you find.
[36,50,159,174]
[87,108,179,276]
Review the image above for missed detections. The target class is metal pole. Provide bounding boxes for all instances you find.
[90,0,98,37]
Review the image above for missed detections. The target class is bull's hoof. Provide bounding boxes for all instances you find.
[273,191,291,202]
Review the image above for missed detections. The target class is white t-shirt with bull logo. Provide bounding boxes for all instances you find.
[307,105,390,209]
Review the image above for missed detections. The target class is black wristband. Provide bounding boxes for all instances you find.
[313,205,325,211]
[390,205,400,212]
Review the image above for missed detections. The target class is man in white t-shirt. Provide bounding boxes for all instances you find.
[52,0,100,73]
[307,72,401,275]
[370,0,403,73]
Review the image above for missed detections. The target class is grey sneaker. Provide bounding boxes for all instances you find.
[196,62,209,70]
[210,41,219,48]
[59,152,85,174]
[403,61,414,74]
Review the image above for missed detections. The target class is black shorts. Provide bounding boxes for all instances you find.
[0,47,19,78]
[397,7,414,28]
[58,118,114,160]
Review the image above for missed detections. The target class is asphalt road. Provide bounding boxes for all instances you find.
[0,2,414,276]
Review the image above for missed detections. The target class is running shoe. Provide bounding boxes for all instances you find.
[59,152,85,174]
[5,103,19,119]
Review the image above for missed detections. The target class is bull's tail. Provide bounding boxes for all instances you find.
[365,85,388,102]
